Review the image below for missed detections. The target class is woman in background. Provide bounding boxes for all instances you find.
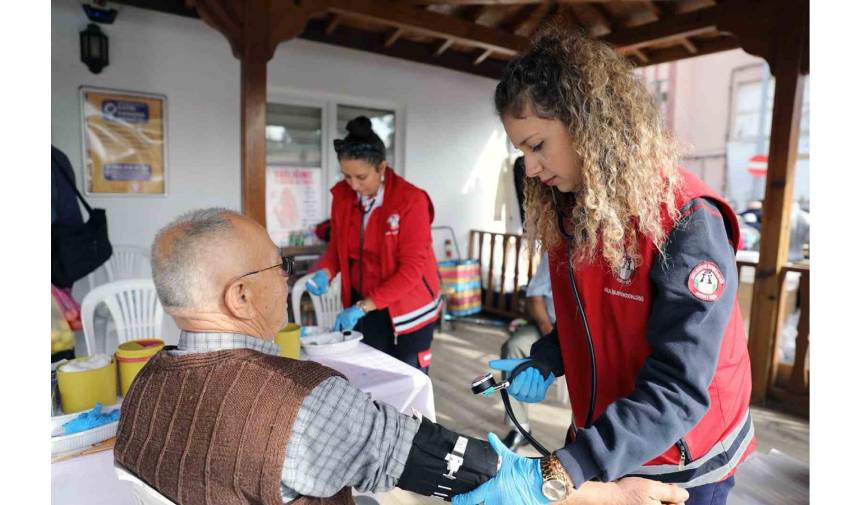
[307,116,441,373]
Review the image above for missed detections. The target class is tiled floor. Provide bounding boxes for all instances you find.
[382,322,809,505]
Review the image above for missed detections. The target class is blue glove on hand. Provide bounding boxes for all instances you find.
[489,358,555,403]
[333,305,365,331]
[306,270,330,296]
[452,432,548,505]
[62,403,121,435]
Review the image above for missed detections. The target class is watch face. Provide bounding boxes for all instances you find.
[542,479,567,501]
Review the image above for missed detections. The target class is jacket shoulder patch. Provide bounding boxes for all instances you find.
[687,261,725,301]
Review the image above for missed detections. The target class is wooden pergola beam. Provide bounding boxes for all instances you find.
[324,15,341,35]
[679,37,698,54]
[512,1,556,37]
[474,48,493,65]
[300,17,508,79]
[384,27,405,47]
[435,38,456,57]
[747,0,808,404]
[599,0,770,52]
[628,36,738,67]
[328,0,529,56]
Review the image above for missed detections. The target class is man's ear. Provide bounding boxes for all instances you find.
[223,280,256,320]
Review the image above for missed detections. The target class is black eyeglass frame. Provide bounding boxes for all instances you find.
[235,255,294,281]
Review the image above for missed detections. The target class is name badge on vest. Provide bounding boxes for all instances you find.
[617,256,635,283]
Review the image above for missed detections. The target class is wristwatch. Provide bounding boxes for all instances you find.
[540,454,571,502]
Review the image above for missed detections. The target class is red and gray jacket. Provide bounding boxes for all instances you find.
[317,168,441,336]
[533,169,755,488]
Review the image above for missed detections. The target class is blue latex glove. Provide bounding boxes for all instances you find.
[452,432,548,505]
[62,403,121,435]
[306,270,330,296]
[489,358,555,403]
[333,305,365,331]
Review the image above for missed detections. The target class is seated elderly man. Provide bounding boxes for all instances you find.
[114,208,688,505]
[114,208,496,504]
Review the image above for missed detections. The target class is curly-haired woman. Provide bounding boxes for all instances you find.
[455,24,754,505]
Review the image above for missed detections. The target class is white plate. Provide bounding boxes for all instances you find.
[302,330,363,356]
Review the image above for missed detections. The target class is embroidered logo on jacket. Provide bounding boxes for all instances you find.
[617,256,636,283]
[688,261,725,301]
[387,213,400,230]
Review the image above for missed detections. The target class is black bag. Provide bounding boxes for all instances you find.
[51,161,113,288]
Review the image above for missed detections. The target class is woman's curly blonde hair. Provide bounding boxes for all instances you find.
[495,22,680,274]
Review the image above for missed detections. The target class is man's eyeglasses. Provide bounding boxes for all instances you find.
[236,255,294,280]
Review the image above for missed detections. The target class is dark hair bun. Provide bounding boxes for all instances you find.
[334,115,386,166]
[345,116,375,139]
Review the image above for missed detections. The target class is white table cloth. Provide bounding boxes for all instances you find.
[51,342,435,505]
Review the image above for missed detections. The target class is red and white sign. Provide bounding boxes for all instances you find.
[747,154,768,177]
[687,261,726,302]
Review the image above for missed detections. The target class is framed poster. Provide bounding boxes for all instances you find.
[80,87,167,195]
[266,166,324,246]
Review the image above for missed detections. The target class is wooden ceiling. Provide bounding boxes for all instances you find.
[111,0,804,79]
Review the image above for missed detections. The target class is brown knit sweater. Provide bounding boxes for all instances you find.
[115,348,354,505]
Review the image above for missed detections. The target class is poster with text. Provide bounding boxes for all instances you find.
[80,87,167,195]
[266,166,324,246]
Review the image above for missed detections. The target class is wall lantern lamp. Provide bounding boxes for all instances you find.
[80,23,109,74]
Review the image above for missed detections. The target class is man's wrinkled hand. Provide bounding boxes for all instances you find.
[611,477,688,505]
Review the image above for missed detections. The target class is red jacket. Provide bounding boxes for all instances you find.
[549,170,754,487]
[317,169,441,336]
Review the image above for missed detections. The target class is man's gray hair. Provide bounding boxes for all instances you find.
[151,207,239,309]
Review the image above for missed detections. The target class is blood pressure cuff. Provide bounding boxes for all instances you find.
[397,417,498,501]
[529,326,565,377]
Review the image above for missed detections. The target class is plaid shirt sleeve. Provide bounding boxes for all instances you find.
[280,376,421,501]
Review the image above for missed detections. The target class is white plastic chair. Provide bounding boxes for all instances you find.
[87,245,151,291]
[291,272,343,329]
[115,464,177,505]
[80,279,164,357]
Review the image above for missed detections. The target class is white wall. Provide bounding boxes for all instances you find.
[52,0,242,250]
[52,0,511,261]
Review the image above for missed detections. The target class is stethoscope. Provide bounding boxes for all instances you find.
[356,193,377,296]
[471,187,598,455]
[355,177,384,296]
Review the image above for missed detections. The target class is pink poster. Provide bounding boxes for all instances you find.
[266,166,324,246]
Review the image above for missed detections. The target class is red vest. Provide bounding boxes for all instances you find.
[319,169,441,336]
[548,170,755,480]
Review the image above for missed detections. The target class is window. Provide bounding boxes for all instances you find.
[264,95,402,247]
[265,103,325,247]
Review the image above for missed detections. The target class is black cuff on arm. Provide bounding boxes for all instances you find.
[529,326,565,377]
[397,417,498,501]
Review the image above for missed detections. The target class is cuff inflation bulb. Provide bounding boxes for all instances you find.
[471,373,509,397]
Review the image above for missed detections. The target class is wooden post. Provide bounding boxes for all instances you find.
[188,0,328,227]
[239,1,270,226]
[240,57,267,225]
[746,0,807,404]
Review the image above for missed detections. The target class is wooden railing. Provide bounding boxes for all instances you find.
[468,230,538,319]
[737,259,810,417]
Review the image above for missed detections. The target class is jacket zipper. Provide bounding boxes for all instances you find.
[676,439,691,470]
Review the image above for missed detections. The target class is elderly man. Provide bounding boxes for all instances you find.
[114,208,688,505]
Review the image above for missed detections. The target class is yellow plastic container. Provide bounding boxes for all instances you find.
[57,357,118,414]
[116,339,165,396]
[275,324,301,359]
